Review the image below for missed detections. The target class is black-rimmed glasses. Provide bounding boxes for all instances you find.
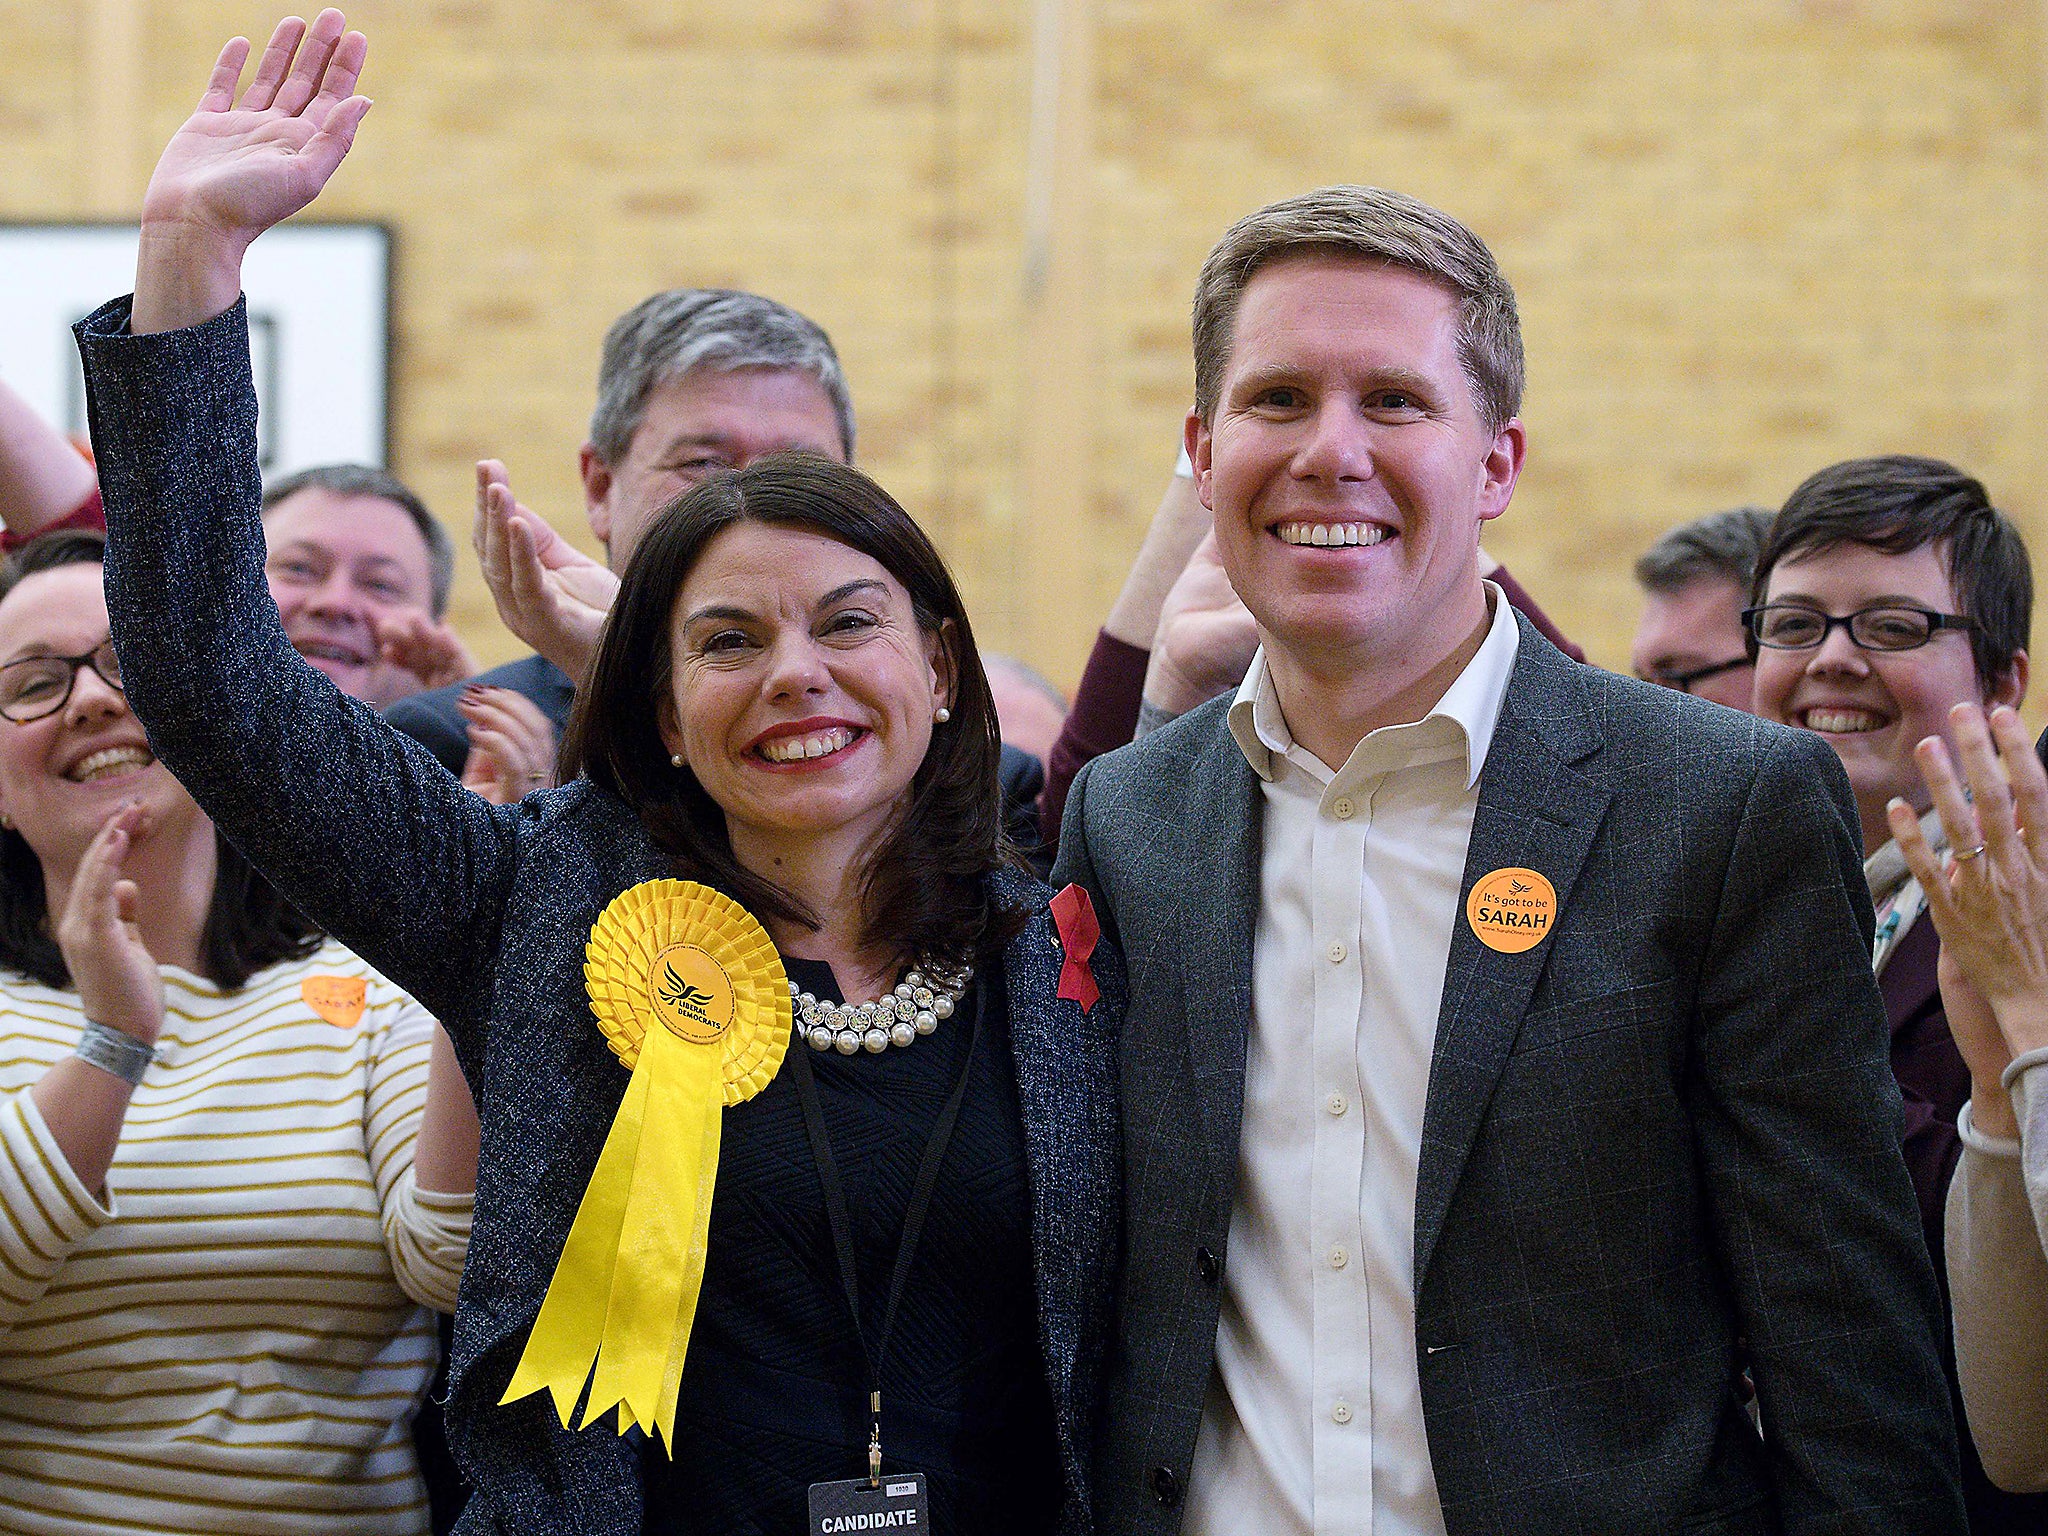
[1742,603,1976,653]
[1643,655,1752,693]
[0,642,124,723]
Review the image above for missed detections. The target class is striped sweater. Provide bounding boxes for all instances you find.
[0,941,473,1534]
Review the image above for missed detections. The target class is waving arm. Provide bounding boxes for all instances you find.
[82,13,520,1041]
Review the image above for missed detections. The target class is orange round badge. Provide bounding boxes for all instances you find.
[647,943,735,1043]
[1465,867,1558,954]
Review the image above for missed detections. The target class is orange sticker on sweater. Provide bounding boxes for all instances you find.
[1465,868,1557,954]
[302,976,368,1028]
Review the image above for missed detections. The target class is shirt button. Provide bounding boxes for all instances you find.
[1326,1092,1347,1116]
[1328,1245,1348,1269]
[1332,796,1355,819]
[1332,1400,1353,1425]
[1326,941,1346,964]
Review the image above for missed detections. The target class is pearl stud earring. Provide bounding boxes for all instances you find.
[934,707,951,724]
[670,753,685,768]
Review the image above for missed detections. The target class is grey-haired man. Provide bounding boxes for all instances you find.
[384,288,849,763]
[388,288,1047,849]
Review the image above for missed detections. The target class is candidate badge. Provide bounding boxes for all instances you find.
[1465,867,1558,954]
[809,1472,928,1534]
[502,879,791,1456]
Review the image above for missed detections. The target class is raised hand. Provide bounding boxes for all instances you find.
[473,459,618,681]
[1891,705,2048,1017]
[458,686,560,804]
[375,610,480,696]
[1143,531,1259,718]
[134,11,371,334]
[54,805,166,1049]
[1890,703,2048,1123]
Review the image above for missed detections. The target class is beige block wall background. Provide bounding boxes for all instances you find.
[6,0,2044,696]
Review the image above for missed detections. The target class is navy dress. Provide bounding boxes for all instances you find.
[640,959,1061,1534]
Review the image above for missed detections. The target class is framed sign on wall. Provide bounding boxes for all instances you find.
[0,221,391,475]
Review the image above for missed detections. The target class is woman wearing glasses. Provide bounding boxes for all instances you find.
[0,530,479,1534]
[1747,454,2048,1529]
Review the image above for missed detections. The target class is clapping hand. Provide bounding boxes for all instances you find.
[55,805,165,1050]
[375,611,480,696]
[473,460,618,682]
[458,686,559,804]
[1890,703,2048,1136]
[135,11,371,334]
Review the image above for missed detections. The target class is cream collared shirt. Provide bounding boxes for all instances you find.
[1184,586,1520,1536]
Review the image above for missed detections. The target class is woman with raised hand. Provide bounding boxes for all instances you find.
[0,529,475,1533]
[1890,703,2048,1494]
[76,13,1121,1535]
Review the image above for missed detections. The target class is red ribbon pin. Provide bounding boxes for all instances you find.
[1049,884,1101,1013]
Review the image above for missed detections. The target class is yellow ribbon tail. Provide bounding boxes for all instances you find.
[588,1026,723,1446]
[500,1025,726,1438]
[501,1046,655,1426]
[650,1083,722,1455]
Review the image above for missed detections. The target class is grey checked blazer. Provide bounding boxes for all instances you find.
[1054,617,1966,1535]
[76,298,1124,1536]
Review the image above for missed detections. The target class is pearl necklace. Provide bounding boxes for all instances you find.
[793,959,973,1055]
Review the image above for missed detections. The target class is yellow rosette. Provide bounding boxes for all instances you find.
[501,879,790,1456]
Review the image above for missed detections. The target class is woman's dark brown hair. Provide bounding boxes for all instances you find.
[560,453,1023,969]
[0,530,319,989]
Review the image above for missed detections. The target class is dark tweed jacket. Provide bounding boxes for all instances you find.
[77,298,1123,1535]
[1055,619,1966,1536]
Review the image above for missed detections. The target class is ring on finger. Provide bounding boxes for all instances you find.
[1953,843,1989,862]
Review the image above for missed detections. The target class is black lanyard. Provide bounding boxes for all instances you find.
[786,977,985,1487]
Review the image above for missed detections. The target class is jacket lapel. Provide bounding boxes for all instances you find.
[1000,869,1123,1527]
[1413,624,1611,1287]
[1174,727,1263,1183]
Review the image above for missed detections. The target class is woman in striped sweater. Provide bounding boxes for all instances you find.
[0,529,477,1533]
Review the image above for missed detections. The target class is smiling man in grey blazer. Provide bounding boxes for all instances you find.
[1053,188,1965,1535]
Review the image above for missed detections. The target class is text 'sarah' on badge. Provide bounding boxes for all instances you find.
[302,975,367,1028]
[1465,867,1558,954]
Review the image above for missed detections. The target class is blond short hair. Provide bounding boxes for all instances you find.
[1191,186,1524,431]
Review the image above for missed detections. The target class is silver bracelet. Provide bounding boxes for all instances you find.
[74,1019,154,1087]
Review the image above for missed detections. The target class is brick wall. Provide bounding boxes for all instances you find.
[6,0,2041,689]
